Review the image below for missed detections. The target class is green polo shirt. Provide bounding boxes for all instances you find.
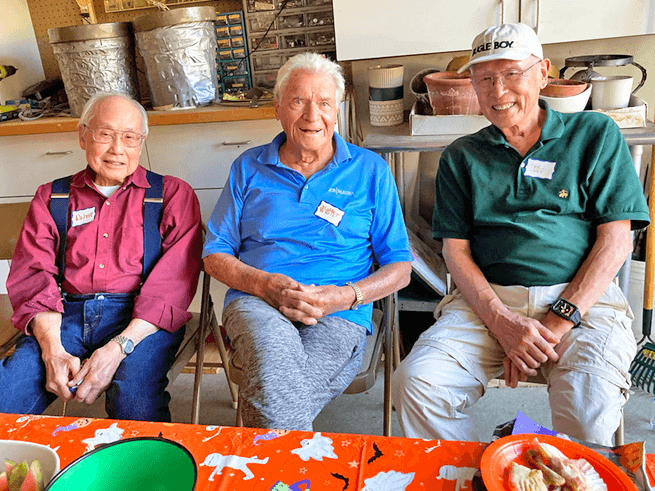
[433,102,650,287]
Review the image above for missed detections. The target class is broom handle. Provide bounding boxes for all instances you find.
[643,145,655,337]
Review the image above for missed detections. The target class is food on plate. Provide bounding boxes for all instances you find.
[510,439,607,491]
[525,447,566,487]
[1,459,43,491]
[509,462,548,491]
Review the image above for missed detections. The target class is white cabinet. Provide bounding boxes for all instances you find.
[521,0,655,45]
[333,0,655,61]
[0,131,150,199]
[0,132,84,198]
[333,0,513,60]
[145,119,281,223]
[0,119,280,225]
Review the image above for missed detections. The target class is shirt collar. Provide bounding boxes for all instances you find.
[73,165,149,189]
[261,131,353,169]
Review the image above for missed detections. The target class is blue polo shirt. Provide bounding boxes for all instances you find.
[203,132,412,331]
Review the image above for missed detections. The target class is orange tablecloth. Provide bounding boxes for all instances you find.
[0,413,487,490]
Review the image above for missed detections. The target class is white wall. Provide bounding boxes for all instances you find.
[0,0,45,104]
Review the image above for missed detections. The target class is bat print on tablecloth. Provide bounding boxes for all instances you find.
[200,452,269,481]
[368,442,383,464]
[291,432,338,461]
[331,472,350,490]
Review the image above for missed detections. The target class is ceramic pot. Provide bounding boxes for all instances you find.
[410,68,440,114]
[368,64,405,126]
[423,71,481,116]
[540,78,588,97]
[590,75,633,110]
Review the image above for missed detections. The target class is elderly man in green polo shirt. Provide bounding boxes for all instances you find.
[392,23,650,446]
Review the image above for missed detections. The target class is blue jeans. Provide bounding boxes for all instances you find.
[0,293,185,422]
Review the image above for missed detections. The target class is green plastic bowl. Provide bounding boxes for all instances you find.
[44,437,197,491]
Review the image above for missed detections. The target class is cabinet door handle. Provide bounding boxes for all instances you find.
[222,140,252,146]
[534,0,541,34]
[46,150,73,155]
[500,0,506,24]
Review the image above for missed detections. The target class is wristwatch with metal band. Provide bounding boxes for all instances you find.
[112,335,135,355]
[346,281,364,310]
[550,297,582,328]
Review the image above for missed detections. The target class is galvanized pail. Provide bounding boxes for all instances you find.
[132,7,218,110]
[48,22,139,117]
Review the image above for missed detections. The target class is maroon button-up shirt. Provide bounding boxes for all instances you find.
[7,165,203,333]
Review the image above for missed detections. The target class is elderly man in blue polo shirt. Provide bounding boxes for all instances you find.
[203,52,412,431]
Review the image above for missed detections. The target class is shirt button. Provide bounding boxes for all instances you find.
[103,233,109,238]
[520,163,525,168]
[105,200,110,206]
[99,264,105,269]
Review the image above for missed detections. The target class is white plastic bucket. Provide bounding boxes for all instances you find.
[628,260,652,340]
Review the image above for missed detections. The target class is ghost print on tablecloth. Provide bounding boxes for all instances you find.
[361,470,415,491]
[291,432,338,461]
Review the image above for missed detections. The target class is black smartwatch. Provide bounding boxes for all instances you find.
[550,298,582,328]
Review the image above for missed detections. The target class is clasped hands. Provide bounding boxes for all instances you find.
[260,273,354,325]
[495,310,574,388]
[37,327,126,405]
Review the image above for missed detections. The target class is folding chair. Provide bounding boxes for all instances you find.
[0,202,31,359]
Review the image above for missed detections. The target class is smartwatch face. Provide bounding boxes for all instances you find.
[554,299,576,317]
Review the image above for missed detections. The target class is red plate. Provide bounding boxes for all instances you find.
[480,433,637,491]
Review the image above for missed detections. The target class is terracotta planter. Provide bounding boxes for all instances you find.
[423,71,481,116]
[540,78,588,97]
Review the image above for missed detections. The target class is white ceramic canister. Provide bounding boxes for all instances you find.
[590,75,633,110]
[368,64,404,126]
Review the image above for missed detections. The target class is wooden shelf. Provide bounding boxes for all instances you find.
[0,103,276,136]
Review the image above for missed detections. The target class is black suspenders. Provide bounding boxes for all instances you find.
[49,170,164,285]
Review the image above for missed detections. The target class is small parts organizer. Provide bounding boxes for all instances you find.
[242,0,336,89]
[215,11,253,95]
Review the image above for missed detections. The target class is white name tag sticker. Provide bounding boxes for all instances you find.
[315,200,344,226]
[71,207,96,227]
[524,158,557,180]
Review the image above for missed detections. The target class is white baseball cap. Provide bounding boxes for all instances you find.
[457,23,543,73]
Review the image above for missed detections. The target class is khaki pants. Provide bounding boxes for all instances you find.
[391,281,636,445]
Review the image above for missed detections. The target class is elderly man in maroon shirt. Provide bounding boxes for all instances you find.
[0,92,202,421]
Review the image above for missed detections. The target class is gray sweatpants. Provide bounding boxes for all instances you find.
[223,296,368,431]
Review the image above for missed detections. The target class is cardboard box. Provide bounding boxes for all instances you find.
[410,102,490,136]
[586,93,647,128]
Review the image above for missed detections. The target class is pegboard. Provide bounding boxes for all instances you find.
[25,0,242,103]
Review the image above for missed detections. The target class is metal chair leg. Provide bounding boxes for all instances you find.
[236,396,243,427]
[615,413,625,446]
[210,319,239,410]
[383,293,396,437]
[191,272,211,424]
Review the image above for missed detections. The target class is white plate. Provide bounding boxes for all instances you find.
[0,439,60,485]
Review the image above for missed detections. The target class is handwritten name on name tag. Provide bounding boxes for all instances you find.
[315,200,344,226]
[71,207,96,227]
[524,158,557,180]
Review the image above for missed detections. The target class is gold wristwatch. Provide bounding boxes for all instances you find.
[346,281,364,310]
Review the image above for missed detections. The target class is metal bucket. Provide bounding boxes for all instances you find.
[132,7,218,110]
[48,23,139,117]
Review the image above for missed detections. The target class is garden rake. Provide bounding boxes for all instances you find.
[629,146,655,393]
